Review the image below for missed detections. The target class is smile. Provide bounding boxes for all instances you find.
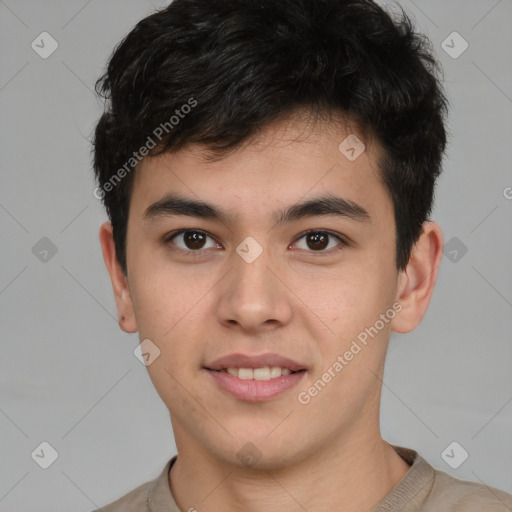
[205,368,307,402]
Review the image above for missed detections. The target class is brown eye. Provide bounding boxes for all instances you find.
[183,231,207,249]
[305,232,329,250]
[293,230,346,253]
[167,230,220,252]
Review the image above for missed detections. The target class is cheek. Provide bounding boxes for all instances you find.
[129,262,215,369]
[130,278,174,338]
[129,251,208,336]
[304,262,396,350]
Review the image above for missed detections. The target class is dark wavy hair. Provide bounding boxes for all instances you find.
[93,0,448,275]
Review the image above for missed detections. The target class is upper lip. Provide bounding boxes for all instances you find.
[205,353,307,372]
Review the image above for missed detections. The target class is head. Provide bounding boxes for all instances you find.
[94,0,447,468]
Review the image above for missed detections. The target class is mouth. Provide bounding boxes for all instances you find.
[206,367,305,380]
[203,353,308,402]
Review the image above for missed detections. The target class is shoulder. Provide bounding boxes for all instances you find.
[90,480,152,512]
[426,468,512,511]
[89,456,177,512]
[383,446,512,512]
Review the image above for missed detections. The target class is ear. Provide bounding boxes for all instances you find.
[99,221,138,333]
[391,221,443,333]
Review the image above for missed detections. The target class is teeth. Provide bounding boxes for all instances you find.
[223,366,295,380]
[270,367,282,378]
[238,368,253,380]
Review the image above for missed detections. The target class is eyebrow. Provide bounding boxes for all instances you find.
[143,193,371,226]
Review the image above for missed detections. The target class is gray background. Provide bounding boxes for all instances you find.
[1,0,511,510]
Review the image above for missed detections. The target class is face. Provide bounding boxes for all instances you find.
[101,112,438,469]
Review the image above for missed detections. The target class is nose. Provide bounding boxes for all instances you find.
[215,244,293,334]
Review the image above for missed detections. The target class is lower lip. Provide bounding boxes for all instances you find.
[205,369,306,402]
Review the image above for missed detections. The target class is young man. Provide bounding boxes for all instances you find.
[92,0,512,510]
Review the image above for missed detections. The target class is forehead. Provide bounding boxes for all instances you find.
[130,112,390,225]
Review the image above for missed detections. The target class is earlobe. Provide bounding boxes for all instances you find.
[391,221,444,334]
[98,221,138,333]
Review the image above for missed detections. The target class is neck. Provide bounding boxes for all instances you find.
[169,421,410,512]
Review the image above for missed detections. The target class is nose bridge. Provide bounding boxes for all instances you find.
[215,237,292,331]
[231,238,276,306]
[234,244,272,294]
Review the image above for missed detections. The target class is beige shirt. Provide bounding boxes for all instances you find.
[94,445,512,511]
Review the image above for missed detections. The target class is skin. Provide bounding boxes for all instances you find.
[100,110,443,512]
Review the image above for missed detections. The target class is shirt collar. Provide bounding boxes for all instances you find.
[147,455,179,511]
[373,445,435,511]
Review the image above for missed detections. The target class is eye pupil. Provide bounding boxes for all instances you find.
[184,231,206,249]
[307,232,329,250]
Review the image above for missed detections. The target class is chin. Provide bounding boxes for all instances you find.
[209,431,312,471]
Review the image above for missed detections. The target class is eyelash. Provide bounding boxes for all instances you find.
[163,229,348,256]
